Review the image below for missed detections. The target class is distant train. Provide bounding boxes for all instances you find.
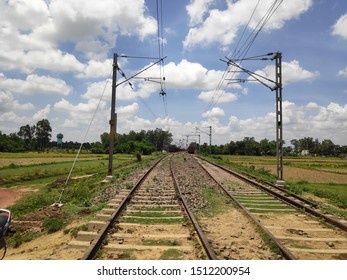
[187,143,197,154]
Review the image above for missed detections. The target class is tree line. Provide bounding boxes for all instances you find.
[0,119,173,155]
[1,119,52,152]
[196,137,347,157]
[1,119,346,157]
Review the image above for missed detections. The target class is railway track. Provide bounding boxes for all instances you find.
[70,155,215,260]
[69,152,347,260]
[194,155,347,260]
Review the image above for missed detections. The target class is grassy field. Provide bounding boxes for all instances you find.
[0,151,163,250]
[0,153,146,187]
[204,155,347,218]
[0,152,161,216]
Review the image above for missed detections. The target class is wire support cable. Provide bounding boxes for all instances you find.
[53,77,111,206]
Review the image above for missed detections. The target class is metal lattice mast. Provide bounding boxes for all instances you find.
[273,52,283,181]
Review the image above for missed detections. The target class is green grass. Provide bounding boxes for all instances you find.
[160,249,184,260]
[7,231,41,248]
[242,204,291,209]
[43,218,65,233]
[303,183,347,209]
[202,154,347,217]
[126,211,181,218]
[130,207,177,211]
[5,153,160,218]
[0,151,105,159]
[0,154,148,187]
[3,153,162,249]
[142,239,180,246]
[198,185,233,217]
[120,217,185,224]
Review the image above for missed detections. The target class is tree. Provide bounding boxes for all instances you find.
[100,132,110,151]
[18,124,35,150]
[320,139,336,156]
[35,119,52,151]
[145,128,172,151]
[259,139,276,156]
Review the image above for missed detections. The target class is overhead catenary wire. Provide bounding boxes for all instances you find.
[204,0,261,113]
[156,0,168,117]
[206,0,284,112]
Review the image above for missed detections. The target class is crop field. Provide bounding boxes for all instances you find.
[205,155,347,218]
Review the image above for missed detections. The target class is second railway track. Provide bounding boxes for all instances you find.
[194,155,347,260]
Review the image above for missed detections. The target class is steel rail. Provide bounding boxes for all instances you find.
[82,154,218,260]
[81,157,164,260]
[192,156,295,259]
[200,157,317,208]
[196,156,347,232]
[169,156,218,260]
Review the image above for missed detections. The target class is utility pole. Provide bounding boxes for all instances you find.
[222,52,284,186]
[273,52,284,184]
[108,53,118,177]
[105,53,166,178]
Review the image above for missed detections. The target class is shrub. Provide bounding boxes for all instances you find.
[43,218,64,233]
[136,152,142,162]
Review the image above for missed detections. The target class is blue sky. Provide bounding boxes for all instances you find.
[0,0,346,147]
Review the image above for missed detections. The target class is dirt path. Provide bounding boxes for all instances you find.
[0,189,29,208]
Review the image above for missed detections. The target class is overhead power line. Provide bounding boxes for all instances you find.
[206,0,284,112]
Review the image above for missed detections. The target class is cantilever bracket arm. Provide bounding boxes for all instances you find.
[221,58,278,91]
[116,56,167,87]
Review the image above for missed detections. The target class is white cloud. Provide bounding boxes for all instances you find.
[0,49,85,73]
[338,67,347,77]
[0,0,157,73]
[0,111,26,124]
[0,91,34,112]
[149,59,226,90]
[202,107,225,118]
[198,90,238,103]
[117,103,139,116]
[55,100,346,145]
[186,0,213,26]
[77,59,113,79]
[332,13,347,40]
[0,73,72,96]
[225,101,347,145]
[53,96,108,130]
[254,60,319,86]
[32,104,51,121]
[184,0,313,49]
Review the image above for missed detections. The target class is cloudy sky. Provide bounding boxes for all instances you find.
[0,0,346,147]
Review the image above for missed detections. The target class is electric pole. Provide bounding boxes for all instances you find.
[273,52,284,184]
[108,53,118,177]
[222,52,284,185]
[105,53,166,178]
[196,126,212,154]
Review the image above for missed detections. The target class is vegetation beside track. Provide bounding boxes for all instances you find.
[2,152,161,249]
